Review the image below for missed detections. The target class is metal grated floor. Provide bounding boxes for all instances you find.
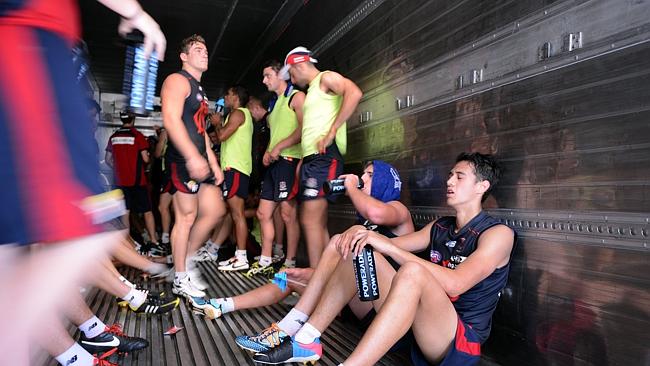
[40,261,409,365]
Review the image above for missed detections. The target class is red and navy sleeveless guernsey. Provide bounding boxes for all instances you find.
[106,127,149,187]
[0,0,81,44]
[428,211,515,342]
[165,70,209,163]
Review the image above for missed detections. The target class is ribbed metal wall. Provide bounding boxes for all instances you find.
[319,1,650,365]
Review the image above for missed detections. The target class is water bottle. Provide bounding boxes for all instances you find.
[122,34,158,116]
[353,246,380,301]
[323,178,364,195]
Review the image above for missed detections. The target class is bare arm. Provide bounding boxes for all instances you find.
[204,132,224,185]
[96,0,166,60]
[153,129,167,158]
[161,74,199,160]
[316,71,362,153]
[105,151,114,168]
[140,149,150,164]
[217,109,244,142]
[341,174,411,228]
[361,224,515,298]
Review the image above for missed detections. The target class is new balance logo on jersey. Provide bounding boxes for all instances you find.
[65,355,78,365]
[278,192,288,199]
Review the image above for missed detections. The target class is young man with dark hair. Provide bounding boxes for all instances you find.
[279,47,363,268]
[161,34,226,298]
[216,85,254,271]
[105,112,162,253]
[234,161,413,351]
[252,153,515,366]
[245,59,304,275]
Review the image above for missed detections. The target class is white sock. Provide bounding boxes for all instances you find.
[146,263,168,275]
[207,240,220,254]
[214,297,235,314]
[122,287,147,309]
[55,343,94,366]
[283,258,296,267]
[174,271,188,283]
[235,249,247,261]
[79,316,105,339]
[161,232,170,244]
[259,255,272,267]
[277,308,309,336]
[295,322,321,344]
[118,275,135,289]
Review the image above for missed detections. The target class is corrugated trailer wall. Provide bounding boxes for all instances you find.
[315,0,650,365]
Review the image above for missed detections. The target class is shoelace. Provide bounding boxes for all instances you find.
[104,323,128,338]
[253,324,284,347]
[93,347,118,366]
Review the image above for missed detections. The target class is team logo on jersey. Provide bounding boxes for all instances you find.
[186,180,199,193]
[430,250,442,263]
[279,181,287,191]
[196,93,203,102]
[445,240,457,248]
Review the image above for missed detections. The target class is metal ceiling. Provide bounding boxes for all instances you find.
[80,0,365,99]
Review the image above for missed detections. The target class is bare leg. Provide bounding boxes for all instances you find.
[171,192,198,273]
[344,262,457,366]
[293,236,344,314]
[38,317,76,359]
[300,199,329,268]
[280,199,299,261]
[143,211,159,243]
[232,283,291,310]
[308,253,397,333]
[273,208,284,248]
[158,192,173,238]
[112,238,160,272]
[257,199,278,258]
[210,213,232,244]
[187,184,226,255]
[93,260,131,298]
[226,195,248,251]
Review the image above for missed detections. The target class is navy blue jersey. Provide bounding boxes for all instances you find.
[165,70,209,163]
[427,211,514,342]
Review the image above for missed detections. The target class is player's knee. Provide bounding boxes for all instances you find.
[257,207,271,222]
[177,211,197,227]
[395,261,429,286]
[279,206,295,224]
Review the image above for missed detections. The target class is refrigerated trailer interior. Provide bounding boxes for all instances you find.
[82,0,649,365]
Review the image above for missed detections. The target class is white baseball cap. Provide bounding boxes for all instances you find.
[279,46,318,80]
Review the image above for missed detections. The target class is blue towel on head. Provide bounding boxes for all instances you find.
[370,160,402,203]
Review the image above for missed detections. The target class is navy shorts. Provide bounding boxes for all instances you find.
[260,157,300,202]
[0,27,104,245]
[118,186,152,213]
[411,317,482,366]
[168,161,215,195]
[299,143,343,202]
[222,168,250,200]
